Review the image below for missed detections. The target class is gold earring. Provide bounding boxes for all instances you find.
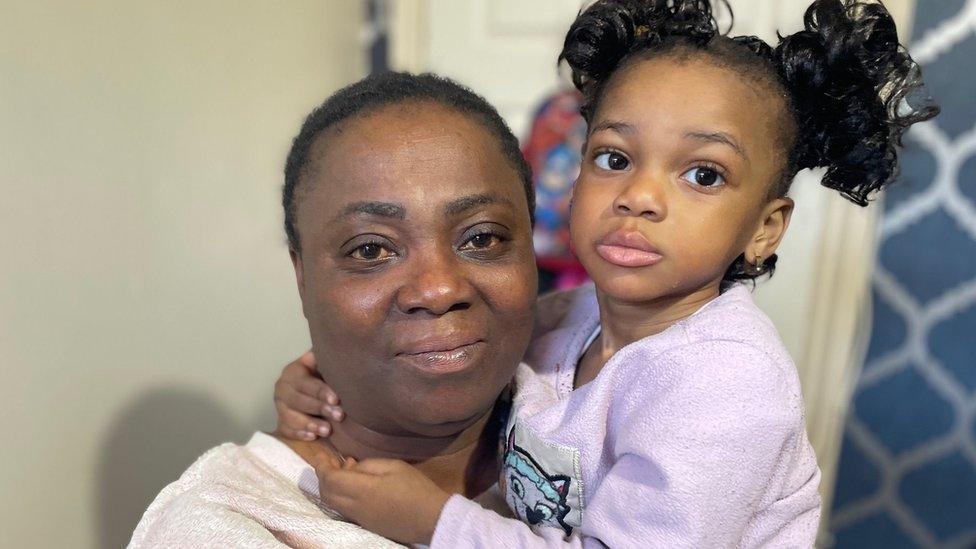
[748,254,765,276]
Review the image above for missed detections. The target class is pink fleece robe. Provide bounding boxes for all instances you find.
[432,284,821,548]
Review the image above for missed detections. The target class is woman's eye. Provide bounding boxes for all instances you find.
[594,151,630,171]
[349,242,394,260]
[460,232,500,250]
[680,166,726,188]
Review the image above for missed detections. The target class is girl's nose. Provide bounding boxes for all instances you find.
[612,173,667,220]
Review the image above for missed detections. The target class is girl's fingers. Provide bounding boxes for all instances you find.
[306,417,332,437]
[317,492,359,519]
[277,382,329,416]
[297,376,338,406]
[280,355,315,382]
[303,445,342,470]
[315,468,380,525]
[277,424,316,442]
[283,351,341,407]
[300,377,339,406]
[320,386,340,407]
[350,458,403,475]
[321,404,345,422]
[276,407,319,441]
[298,350,317,369]
[318,467,374,496]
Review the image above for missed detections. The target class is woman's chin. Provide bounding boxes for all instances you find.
[402,396,496,437]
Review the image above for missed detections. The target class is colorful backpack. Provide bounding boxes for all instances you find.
[522,89,589,291]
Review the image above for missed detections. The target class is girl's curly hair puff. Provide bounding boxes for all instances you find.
[777,0,938,205]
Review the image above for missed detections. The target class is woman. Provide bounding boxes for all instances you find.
[129,71,539,547]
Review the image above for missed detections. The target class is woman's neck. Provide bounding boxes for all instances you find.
[283,401,505,497]
[576,283,720,387]
[326,409,493,463]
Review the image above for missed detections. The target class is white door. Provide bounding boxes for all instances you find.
[392,0,582,138]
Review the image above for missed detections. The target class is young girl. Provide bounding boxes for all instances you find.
[275,0,936,546]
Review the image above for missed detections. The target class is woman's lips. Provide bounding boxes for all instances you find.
[395,339,485,375]
[595,231,663,268]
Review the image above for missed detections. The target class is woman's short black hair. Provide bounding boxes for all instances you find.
[559,0,939,286]
[283,71,535,252]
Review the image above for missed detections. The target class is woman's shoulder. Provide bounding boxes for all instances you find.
[128,439,278,547]
[130,434,402,548]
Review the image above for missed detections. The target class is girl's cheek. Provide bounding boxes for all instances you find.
[577,186,615,227]
[570,178,596,210]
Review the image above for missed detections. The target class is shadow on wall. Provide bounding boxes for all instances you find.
[95,386,277,548]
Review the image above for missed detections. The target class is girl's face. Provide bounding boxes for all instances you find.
[570,55,793,303]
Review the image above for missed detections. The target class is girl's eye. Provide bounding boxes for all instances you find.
[680,166,726,188]
[594,151,631,171]
[460,232,501,250]
[349,242,395,261]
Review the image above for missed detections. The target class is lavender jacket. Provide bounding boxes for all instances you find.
[432,284,821,548]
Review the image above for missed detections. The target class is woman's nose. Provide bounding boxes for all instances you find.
[394,247,474,315]
[612,172,667,220]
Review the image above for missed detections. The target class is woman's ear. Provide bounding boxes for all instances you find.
[290,248,308,319]
[748,197,794,262]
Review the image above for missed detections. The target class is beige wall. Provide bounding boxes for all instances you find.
[0,1,364,547]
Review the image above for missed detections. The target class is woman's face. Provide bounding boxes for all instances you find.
[292,101,537,438]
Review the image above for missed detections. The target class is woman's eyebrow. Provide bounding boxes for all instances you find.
[335,201,405,221]
[684,130,748,160]
[444,193,515,216]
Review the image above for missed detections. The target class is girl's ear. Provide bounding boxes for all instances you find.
[290,248,309,319]
[747,197,794,262]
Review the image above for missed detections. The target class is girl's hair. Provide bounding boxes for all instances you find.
[560,0,939,285]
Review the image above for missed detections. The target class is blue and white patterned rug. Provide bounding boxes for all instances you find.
[829,1,976,547]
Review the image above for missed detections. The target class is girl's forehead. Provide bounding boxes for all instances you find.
[595,56,781,144]
[612,57,767,112]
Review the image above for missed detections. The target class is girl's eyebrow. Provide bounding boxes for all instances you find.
[684,130,748,161]
[589,120,749,162]
[589,120,637,136]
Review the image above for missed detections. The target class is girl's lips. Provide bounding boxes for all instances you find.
[595,231,663,268]
[596,245,663,267]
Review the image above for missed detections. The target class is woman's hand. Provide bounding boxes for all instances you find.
[273,351,346,441]
[316,458,452,545]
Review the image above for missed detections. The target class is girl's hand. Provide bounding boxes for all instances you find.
[273,351,346,441]
[315,458,451,545]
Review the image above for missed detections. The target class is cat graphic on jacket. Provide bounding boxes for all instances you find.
[501,428,573,535]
